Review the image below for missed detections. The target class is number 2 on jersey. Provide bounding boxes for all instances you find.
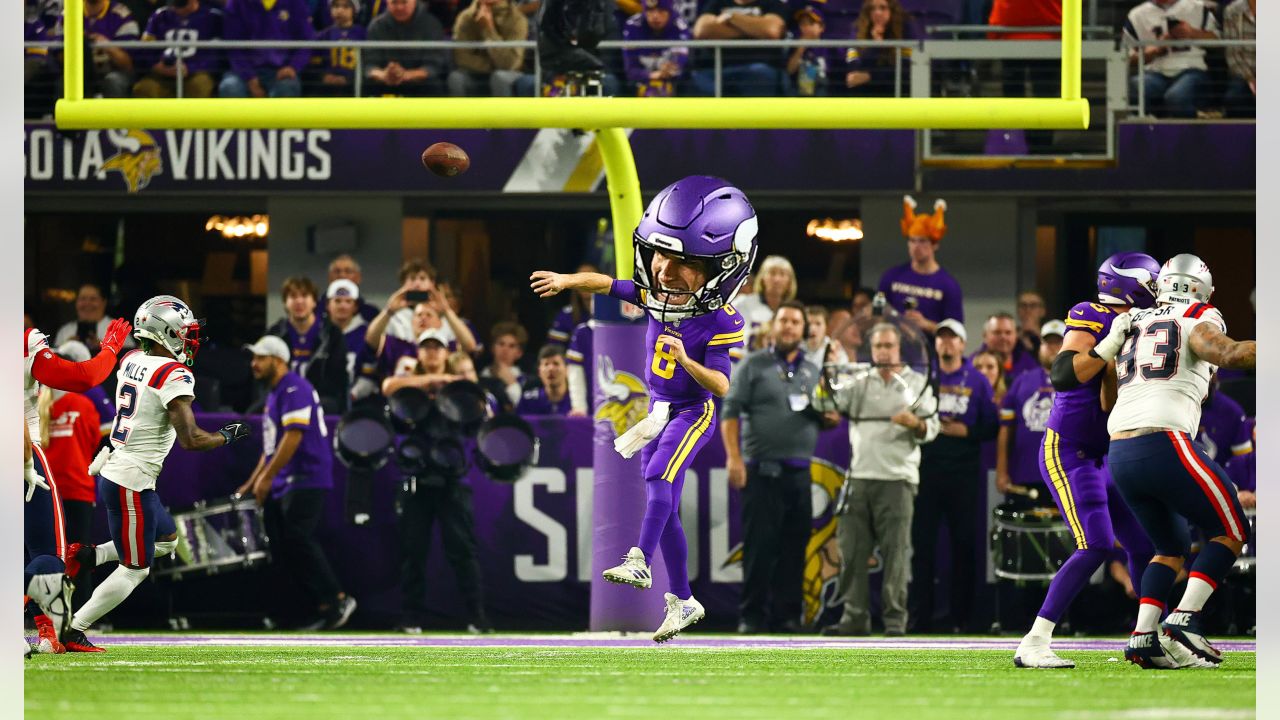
[1116,320,1181,387]
[652,339,678,379]
[111,383,139,443]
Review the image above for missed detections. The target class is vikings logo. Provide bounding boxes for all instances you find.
[719,458,848,626]
[593,356,650,437]
[101,129,163,193]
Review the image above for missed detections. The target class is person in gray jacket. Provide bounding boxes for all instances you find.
[812,322,939,636]
[722,301,835,634]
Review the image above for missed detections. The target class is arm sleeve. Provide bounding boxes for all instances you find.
[30,349,118,393]
[607,279,641,304]
[704,345,733,384]
[999,384,1017,427]
[278,385,314,428]
[155,367,196,406]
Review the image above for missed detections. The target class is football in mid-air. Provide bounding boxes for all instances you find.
[422,142,470,177]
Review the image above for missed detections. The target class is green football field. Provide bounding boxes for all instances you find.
[24,634,1256,720]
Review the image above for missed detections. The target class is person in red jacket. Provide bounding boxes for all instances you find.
[42,387,104,613]
[23,318,131,656]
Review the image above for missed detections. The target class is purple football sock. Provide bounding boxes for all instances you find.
[659,511,692,599]
[1037,548,1109,623]
[636,477,675,565]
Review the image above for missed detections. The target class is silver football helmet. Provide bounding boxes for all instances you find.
[134,295,202,366]
[1156,253,1214,306]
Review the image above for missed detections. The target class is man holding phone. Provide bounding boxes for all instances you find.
[1123,0,1219,117]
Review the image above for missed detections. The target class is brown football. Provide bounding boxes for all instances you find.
[421,142,470,177]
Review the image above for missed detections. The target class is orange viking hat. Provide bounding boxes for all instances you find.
[900,195,947,244]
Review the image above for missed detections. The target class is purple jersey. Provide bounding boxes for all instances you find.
[621,13,690,84]
[608,280,744,408]
[339,320,377,386]
[141,4,224,74]
[515,385,572,416]
[567,321,593,409]
[1000,366,1053,486]
[222,0,316,79]
[548,305,581,344]
[315,23,367,79]
[1227,418,1255,492]
[1045,301,1117,457]
[264,371,334,498]
[877,262,964,324]
[86,1,141,73]
[281,320,323,377]
[1196,390,1252,464]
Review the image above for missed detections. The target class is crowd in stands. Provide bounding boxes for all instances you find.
[23,0,1255,115]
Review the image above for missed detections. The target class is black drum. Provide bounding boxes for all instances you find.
[475,414,539,483]
[437,381,490,433]
[388,387,434,433]
[990,503,1075,581]
[333,406,395,472]
[153,496,270,580]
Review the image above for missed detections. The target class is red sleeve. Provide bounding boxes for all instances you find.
[30,348,118,392]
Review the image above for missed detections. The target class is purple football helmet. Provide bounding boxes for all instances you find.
[631,175,758,323]
[1097,252,1161,308]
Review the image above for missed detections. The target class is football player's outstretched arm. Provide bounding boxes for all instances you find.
[167,397,250,451]
[1050,330,1107,390]
[30,318,133,392]
[1189,324,1256,370]
[529,271,614,298]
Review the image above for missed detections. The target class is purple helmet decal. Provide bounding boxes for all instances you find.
[1097,252,1161,309]
[631,176,759,323]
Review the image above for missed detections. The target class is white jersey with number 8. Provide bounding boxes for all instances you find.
[101,350,197,492]
[1107,301,1226,437]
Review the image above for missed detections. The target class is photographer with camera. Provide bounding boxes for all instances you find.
[238,335,356,630]
[383,330,490,634]
[811,322,938,636]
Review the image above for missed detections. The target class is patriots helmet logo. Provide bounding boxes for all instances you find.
[593,356,650,437]
[102,129,163,193]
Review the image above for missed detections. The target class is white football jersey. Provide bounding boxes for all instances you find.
[23,328,52,443]
[1108,301,1226,436]
[101,350,197,491]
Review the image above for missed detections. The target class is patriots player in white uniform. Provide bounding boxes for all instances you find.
[1104,254,1256,669]
[23,319,132,655]
[59,296,250,652]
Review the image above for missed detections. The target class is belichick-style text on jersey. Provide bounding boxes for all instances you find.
[101,350,196,491]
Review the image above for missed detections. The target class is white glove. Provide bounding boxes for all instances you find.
[88,446,112,476]
[24,456,49,503]
[614,401,671,459]
[1093,312,1133,362]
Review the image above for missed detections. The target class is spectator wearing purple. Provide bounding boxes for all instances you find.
[133,0,223,97]
[622,0,691,97]
[546,263,596,345]
[878,195,962,335]
[565,321,592,417]
[516,345,572,416]
[238,335,357,630]
[786,5,829,96]
[267,277,351,414]
[843,0,917,97]
[374,300,469,378]
[313,0,367,96]
[1195,376,1253,466]
[996,320,1062,498]
[975,312,1038,382]
[482,322,528,408]
[85,0,142,97]
[325,254,381,323]
[325,279,380,402]
[970,349,1007,406]
[380,329,460,395]
[692,0,788,96]
[365,0,447,96]
[218,0,314,98]
[1228,421,1255,507]
[911,318,998,633]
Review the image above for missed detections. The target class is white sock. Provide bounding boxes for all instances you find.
[1028,616,1056,639]
[70,565,149,632]
[95,543,119,565]
[1177,577,1215,613]
[1135,602,1163,633]
[154,539,177,557]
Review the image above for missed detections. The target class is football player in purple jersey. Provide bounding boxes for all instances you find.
[1013,253,1162,668]
[531,176,758,642]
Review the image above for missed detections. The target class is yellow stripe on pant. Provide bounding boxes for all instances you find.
[662,399,714,483]
[1044,429,1087,549]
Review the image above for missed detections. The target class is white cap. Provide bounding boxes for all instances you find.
[244,335,291,363]
[936,318,967,342]
[326,279,360,301]
[56,340,91,364]
[1040,320,1067,339]
[417,328,450,347]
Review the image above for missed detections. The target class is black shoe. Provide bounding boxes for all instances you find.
[884,628,905,637]
[737,621,765,634]
[62,628,105,653]
[820,623,870,637]
[323,596,358,630]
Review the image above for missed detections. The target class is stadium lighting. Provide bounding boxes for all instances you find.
[807,219,864,243]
